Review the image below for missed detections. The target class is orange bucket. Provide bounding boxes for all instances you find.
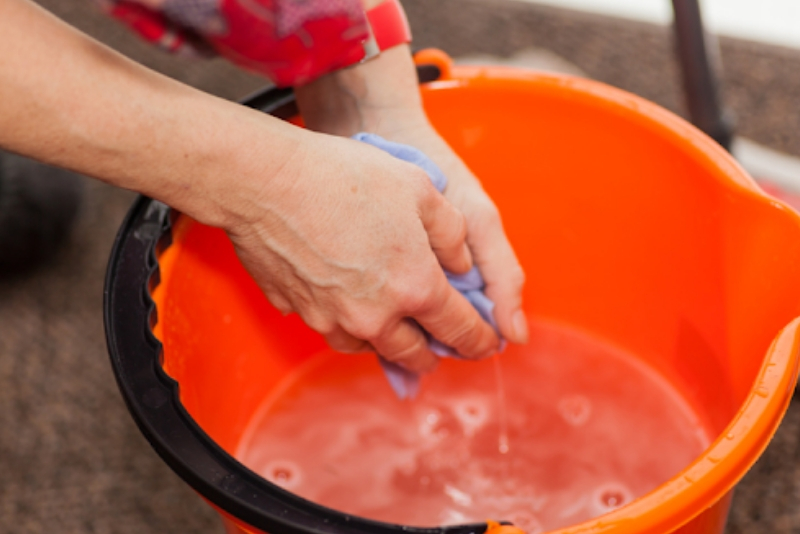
[105,50,800,534]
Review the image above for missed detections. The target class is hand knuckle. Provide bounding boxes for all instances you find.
[440,315,481,349]
[471,200,501,228]
[510,265,526,289]
[303,311,337,337]
[414,174,439,201]
[328,335,368,354]
[384,337,427,366]
[411,166,434,186]
[346,315,384,342]
[398,283,436,315]
[447,211,468,245]
[326,336,350,352]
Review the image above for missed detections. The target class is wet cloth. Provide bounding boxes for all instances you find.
[352,133,501,399]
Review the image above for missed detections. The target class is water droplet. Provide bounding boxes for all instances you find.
[419,409,445,440]
[558,395,592,426]
[601,490,624,508]
[444,484,473,506]
[263,460,302,489]
[755,387,769,398]
[452,398,489,436]
[592,482,632,514]
[498,434,510,455]
[493,354,511,454]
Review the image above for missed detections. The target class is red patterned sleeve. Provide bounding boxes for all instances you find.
[104,0,370,87]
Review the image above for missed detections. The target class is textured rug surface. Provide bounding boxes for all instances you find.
[2,0,800,532]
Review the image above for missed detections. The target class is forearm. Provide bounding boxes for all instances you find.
[0,0,301,230]
[294,41,481,205]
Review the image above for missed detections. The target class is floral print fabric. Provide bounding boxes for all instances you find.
[102,0,370,86]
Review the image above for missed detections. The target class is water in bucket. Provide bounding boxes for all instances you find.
[236,320,711,532]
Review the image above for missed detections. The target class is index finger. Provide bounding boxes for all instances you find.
[466,206,528,345]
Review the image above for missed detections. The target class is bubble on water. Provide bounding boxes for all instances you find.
[600,490,624,508]
[591,482,632,515]
[498,434,510,455]
[238,323,713,529]
[444,484,473,507]
[452,397,489,436]
[558,394,592,426]
[419,409,442,439]
[418,407,456,442]
[263,460,302,490]
[508,511,543,534]
[440,508,469,526]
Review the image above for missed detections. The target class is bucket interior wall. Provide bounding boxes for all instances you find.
[152,71,800,464]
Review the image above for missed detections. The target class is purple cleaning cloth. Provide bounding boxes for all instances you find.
[352,132,502,399]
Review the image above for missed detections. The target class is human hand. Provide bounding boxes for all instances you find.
[223,131,502,373]
[378,123,529,346]
[0,0,501,375]
[294,46,528,345]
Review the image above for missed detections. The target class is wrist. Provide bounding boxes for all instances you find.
[294,45,427,136]
[108,88,305,235]
[180,103,307,233]
[293,0,419,136]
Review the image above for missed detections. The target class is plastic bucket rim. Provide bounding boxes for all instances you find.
[104,58,800,534]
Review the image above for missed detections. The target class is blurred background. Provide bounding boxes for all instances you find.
[1,0,800,532]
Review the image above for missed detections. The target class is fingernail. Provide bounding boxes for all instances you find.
[511,309,529,344]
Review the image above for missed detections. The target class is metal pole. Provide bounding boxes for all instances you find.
[671,0,734,150]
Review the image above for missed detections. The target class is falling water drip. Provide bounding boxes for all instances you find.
[493,354,510,454]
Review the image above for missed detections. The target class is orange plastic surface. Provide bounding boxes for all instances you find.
[485,520,528,534]
[151,51,800,534]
